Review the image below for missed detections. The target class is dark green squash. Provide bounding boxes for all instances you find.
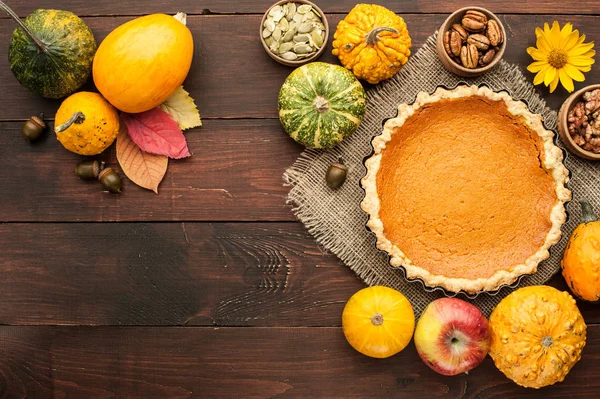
[0,2,97,98]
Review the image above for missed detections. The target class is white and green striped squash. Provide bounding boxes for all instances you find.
[278,62,367,149]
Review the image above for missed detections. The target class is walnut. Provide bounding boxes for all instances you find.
[567,101,587,136]
[582,118,600,153]
[583,89,600,118]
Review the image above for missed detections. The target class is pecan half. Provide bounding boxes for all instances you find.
[487,20,503,46]
[462,10,487,32]
[452,24,469,41]
[467,34,490,50]
[443,31,453,57]
[449,31,462,56]
[460,44,479,68]
[479,49,496,66]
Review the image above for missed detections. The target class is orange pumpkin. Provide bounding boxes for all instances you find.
[562,200,600,302]
[342,286,414,358]
[93,14,194,113]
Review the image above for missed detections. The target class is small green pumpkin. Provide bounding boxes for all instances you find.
[1,2,97,99]
[278,62,367,149]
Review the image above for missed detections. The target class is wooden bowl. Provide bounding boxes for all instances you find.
[260,0,329,67]
[436,6,507,77]
[558,84,600,161]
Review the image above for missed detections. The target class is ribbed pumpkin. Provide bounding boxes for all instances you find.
[562,200,600,302]
[278,62,366,149]
[489,286,586,389]
[93,14,194,113]
[2,3,97,98]
[332,4,412,84]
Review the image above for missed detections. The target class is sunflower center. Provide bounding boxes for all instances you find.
[548,49,568,69]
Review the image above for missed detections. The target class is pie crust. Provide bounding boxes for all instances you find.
[361,85,571,294]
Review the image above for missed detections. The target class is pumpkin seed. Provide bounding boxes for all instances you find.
[264,36,274,47]
[282,27,297,42]
[272,27,282,41]
[279,17,289,31]
[298,22,313,34]
[293,13,303,24]
[297,4,312,14]
[293,34,310,43]
[269,5,282,16]
[311,10,321,20]
[286,3,296,20]
[278,42,294,54]
[264,18,276,32]
[311,30,323,47]
[281,51,298,61]
[262,28,272,38]
[294,43,313,54]
[272,9,285,22]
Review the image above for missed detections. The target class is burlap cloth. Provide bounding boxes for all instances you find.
[284,34,600,316]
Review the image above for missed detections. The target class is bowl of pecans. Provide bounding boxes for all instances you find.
[558,84,600,161]
[436,7,506,77]
[260,0,329,67]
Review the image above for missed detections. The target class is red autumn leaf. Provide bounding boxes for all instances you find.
[121,108,191,159]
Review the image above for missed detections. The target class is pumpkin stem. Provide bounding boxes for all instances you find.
[313,96,330,113]
[55,112,86,133]
[366,27,399,46]
[580,200,598,224]
[371,313,384,326]
[0,1,48,53]
[542,336,554,348]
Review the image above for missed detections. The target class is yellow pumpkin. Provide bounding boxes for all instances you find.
[93,14,194,113]
[342,286,414,358]
[489,286,586,389]
[332,4,411,84]
[54,92,120,156]
[562,200,600,302]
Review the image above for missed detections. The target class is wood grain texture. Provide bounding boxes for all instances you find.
[0,325,599,398]
[0,119,301,221]
[2,0,597,16]
[0,14,598,120]
[0,222,597,326]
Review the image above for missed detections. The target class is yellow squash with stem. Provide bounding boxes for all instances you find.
[332,4,411,84]
[54,92,120,156]
[342,286,415,358]
[562,200,600,302]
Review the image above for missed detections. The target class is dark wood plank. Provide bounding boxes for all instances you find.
[0,325,599,398]
[0,222,597,326]
[0,222,360,326]
[2,0,597,16]
[0,14,598,120]
[0,119,301,222]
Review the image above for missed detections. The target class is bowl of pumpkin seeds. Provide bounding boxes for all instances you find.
[260,0,329,66]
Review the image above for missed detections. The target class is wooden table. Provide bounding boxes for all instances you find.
[0,1,598,397]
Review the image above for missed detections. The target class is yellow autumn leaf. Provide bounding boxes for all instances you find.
[159,86,202,130]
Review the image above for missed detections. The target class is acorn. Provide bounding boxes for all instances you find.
[21,115,46,141]
[75,160,104,180]
[326,159,348,189]
[98,168,122,194]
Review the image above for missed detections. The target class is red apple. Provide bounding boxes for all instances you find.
[414,298,490,376]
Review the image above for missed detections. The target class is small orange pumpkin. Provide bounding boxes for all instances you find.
[342,286,414,358]
[93,13,194,113]
[562,200,600,302]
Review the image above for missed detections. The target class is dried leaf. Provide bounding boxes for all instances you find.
[121,108,191,159]
[116,123,168,194]
[159,86,202,130]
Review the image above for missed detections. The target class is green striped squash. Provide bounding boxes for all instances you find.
[278,62,367,149]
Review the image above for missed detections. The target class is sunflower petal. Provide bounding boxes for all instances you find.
[527,47,548,61]
[543,22,551,36]
[536,34,552,53]
[562,31,580,52]
[577,65,592,73]
[533,65,549,85]
[564,63,586,82]
[576,34,587,46]
[559,68,575,92]
[568,55,595,66]
[561,22,573,36]
[568,42,595,56]
[549,73,560,93]
[535,27,544,38]
[544,67,557,86]
[549,21,561,48]
[528,61,548,73]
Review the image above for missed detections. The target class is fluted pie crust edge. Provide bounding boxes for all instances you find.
[360,85,571,294]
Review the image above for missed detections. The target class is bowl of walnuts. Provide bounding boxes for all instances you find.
[436,7,506,77]
[558,84,600,161]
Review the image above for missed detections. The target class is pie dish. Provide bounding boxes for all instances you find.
[361,85,571,294]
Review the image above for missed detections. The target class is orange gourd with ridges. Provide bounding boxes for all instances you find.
[93,14,193,113]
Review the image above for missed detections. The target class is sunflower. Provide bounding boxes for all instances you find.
[527,21,595,93]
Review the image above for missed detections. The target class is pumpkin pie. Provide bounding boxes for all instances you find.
[361,85,571,294]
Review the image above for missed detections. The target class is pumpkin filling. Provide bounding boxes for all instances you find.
[376,96,557,280]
